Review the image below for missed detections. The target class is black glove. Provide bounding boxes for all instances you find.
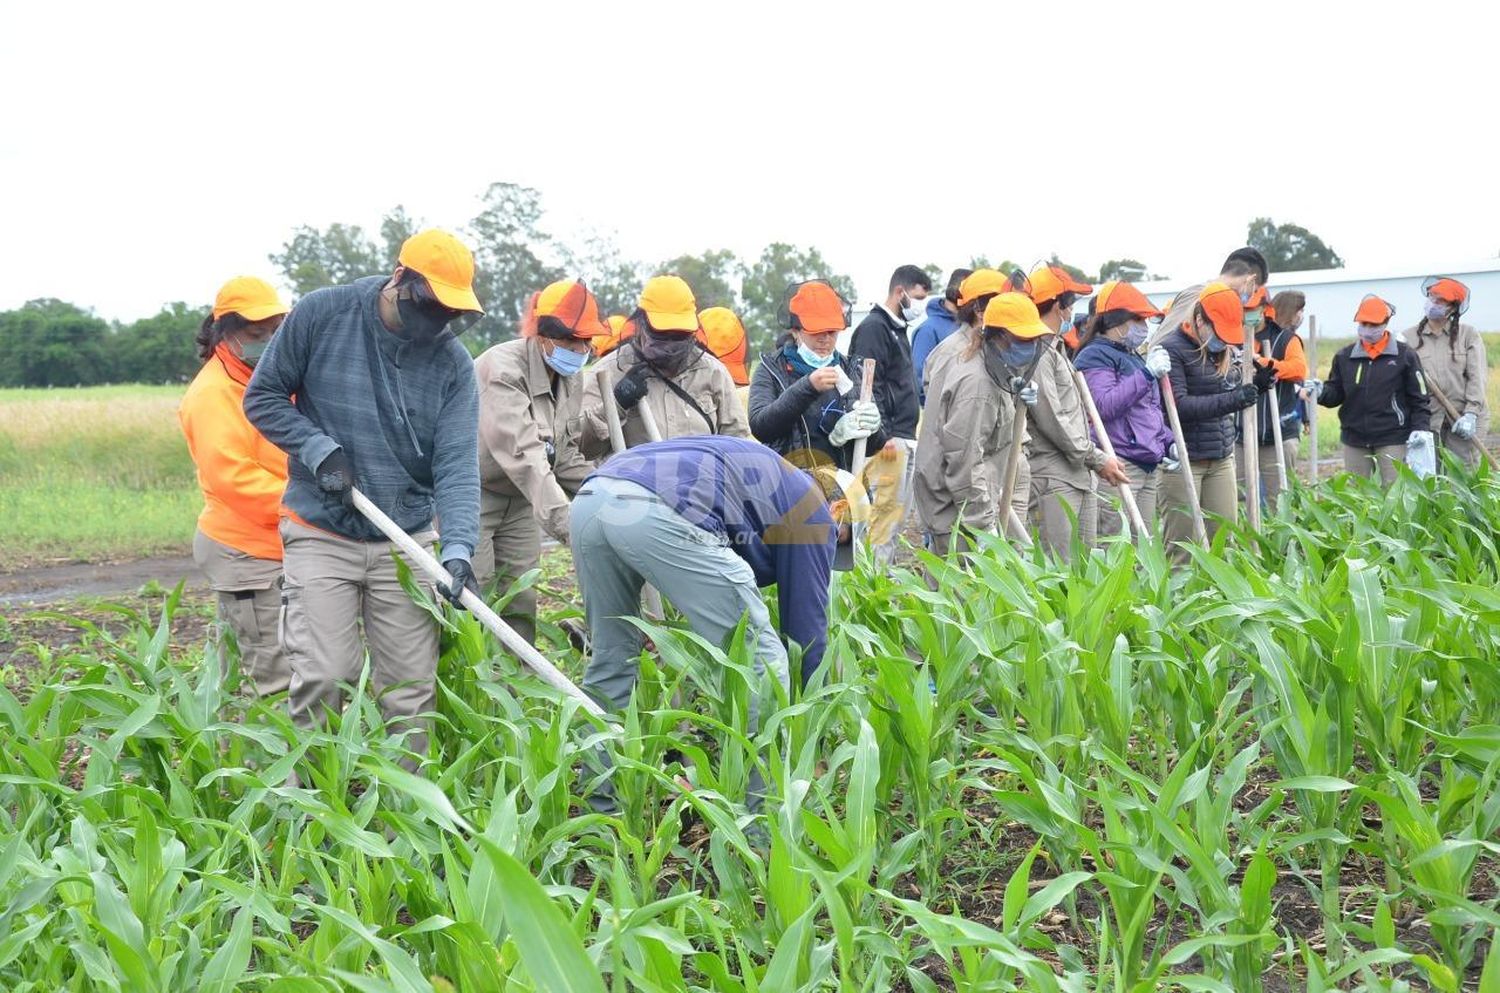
[315,449,355,505]
[439,558,479,608]
[1234,383,1260,408]
[1252,360,1276,392]
[613,365,650,411]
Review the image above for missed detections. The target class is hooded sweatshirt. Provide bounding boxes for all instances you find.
[910,296,963,403]
[243,276,480,560]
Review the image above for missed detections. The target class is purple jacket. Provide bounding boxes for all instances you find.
[1073,337,1174,470]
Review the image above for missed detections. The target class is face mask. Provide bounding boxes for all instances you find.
[900,293,923,323]
[998,339,1039,369]
[1060,314,1075,335]
[796,343,837,368]
[1123,321,1149,350]
[543,342,588,376]
[1425,299,1451,321]
[1203,328,1228,355]
[397,296,452,344]
[635,328,699,375]
[1357,325,1386,344]
[1244,309,1264,332]
[238,339,270,366]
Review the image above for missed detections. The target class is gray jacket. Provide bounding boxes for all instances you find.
[244,276,480,560]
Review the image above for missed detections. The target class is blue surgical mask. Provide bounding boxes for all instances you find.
[796,344,836,368]
[999,340,1039,368]
[1425,299,1451,320]
[1060,314,1075,334]
[1204,332,1228,355]
[1239,288,1253,304]
[543,343,588,376]
[1123,321,1149,350]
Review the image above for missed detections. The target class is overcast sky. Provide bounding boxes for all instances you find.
[5,1,1498,323]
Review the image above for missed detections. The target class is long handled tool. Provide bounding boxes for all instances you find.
[1158,374,1208,545]
[997,396,1034,547]
[638,398,664,444]
[1307,316,1319,482]
[349,487,607,720]
[1261,341,1288,497]
[1240,346,1261,531]
[847,357,877,489]
[1072,367,1147,540]
[1427,379,1498,470]
[595,368,665,619]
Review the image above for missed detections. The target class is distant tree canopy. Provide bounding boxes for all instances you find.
[1097,258,1167,283]
[0,299,206,387]
[1247,217,1345,272]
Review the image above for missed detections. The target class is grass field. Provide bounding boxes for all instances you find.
[0,385,198,569]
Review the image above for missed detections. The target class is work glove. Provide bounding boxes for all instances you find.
[1252,359,1277,392]
[315,449,355,506]
[829,401,879,446]
[1144,346,1171,378]
[1301,378,1323,401]
[1010,377,1039,407]
[1161,441,1181,473]
[438,557,479,608]
[1234,383,1260,408]
[1406,430,1436,478]
[1452,412,1478,439]
[851,399,881,434]
[613,364,650,411]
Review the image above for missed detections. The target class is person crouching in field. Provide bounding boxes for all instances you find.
[178,276,291,696]
[1318,295,1434,485]
[1403,277,1489,468]
[472,279,604,645]
[244,229,484,768]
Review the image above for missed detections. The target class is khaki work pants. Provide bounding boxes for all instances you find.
[1342,444,1406,487]
[1096,462,1159,542]
[1160,457,1237,563]
[1236,438,1302,508]
[1029,472,1097,562]
[193,530,288,697]
[279,519,440,761]
[472,490,541,645]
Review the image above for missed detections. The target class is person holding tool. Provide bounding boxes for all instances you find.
[472,278,603,645]
[1158,282,1270,556]
[243,228,484,765]
[570,435,840,812]
[1250,290,1311,501]
[1319,294,1434,485]
[1403,277,1488,468]
[914,290,1047,557]
[576,275,749,455]
[1023,264,1128,558]
[179,276,292,696]
[748,279,883,472]
[1072,280,1176,539]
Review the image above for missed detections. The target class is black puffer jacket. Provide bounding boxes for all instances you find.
[1318,335,1431,448]
[748,348,885,471]
[1161,328,1255,461]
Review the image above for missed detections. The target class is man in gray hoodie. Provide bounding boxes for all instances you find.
[244,228,483,765]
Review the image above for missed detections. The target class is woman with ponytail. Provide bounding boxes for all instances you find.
[1403,277,1489,467]
[177,276,290,695]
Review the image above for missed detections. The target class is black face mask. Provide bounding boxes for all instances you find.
[396,296,452,344]
[634,328,699,376]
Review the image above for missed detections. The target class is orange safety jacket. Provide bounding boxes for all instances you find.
[178,344,289,561]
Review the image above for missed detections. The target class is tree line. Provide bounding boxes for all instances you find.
[0,180,1342,388]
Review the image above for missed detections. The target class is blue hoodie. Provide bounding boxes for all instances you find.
[910,296,962,404]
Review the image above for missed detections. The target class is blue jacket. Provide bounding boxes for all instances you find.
[587,436,836,682]
[244,276,480,560]
[910,296,962,403]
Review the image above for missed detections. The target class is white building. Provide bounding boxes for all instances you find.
[1134,260,1500,340]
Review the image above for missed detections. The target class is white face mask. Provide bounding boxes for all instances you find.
[900,292,924,323]
[1425,299,1451,321]
[1357,324,1387,344]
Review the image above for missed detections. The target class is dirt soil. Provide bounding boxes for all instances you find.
[0,554,205,609]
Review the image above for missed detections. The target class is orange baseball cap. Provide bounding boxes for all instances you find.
[787,281,849,333]
[212,276,288,322]
[957,269,1010,307]
[982,292,1052,340]
[1094,281,1164,321]
[1354,294,1394,325]
[1197,282,1245,345]
[1423,276,1470,307]
[638,275,699,332]
[524,279,606,338]
[698,307,750,385]
[397,229,484,313]
[1027,265,1093,306]
[593,315,631,357]
[1244,286,1269,310]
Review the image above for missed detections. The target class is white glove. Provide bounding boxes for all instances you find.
[1010,377,1039,407]
[1406,430,1436,478]
[1161,441,1180,473]
[829,401,879,446]
[1453,412,1478,439]
[1144,346,1171,378]
[1302,378,1323,401]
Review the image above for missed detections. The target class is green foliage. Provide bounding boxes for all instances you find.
[1097,258,1161,283]
[269,221,388,296]
[1248,216,1346,272]
[740,243,857,355]
[0,299,113,387]
[465,182,563,349]
[109,302,207,384]
[561,230,643,318]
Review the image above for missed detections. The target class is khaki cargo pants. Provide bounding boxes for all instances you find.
[279,519,439,760]
[1342,444,1406,487]
[1096,461,1159,542]
[1029,469,1097,561]
[472,490,541,645]
[193,530,288,697]
[1160,456,1237,564]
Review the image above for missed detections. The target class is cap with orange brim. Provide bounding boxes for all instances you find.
[212,276,289,322]
[1027,265,1094,306]
[957,268,1010,307]
[698,307,750,385]
[1197,282,1245,345]
[1094,281,1164,321]
[1422,276,1471,314]
[523,279,607,339]
[786,281,849,333]
[982,292,1052,340]
[398,229,484,313]
[1354,294,1395,325]
[638,275,699,332]
[593,315,631,357]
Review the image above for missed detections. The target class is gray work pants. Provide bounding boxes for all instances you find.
[472,490,541,645]
[570,477,788,812]
[1096,462,1159,542]
[1342,444,1406,487]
